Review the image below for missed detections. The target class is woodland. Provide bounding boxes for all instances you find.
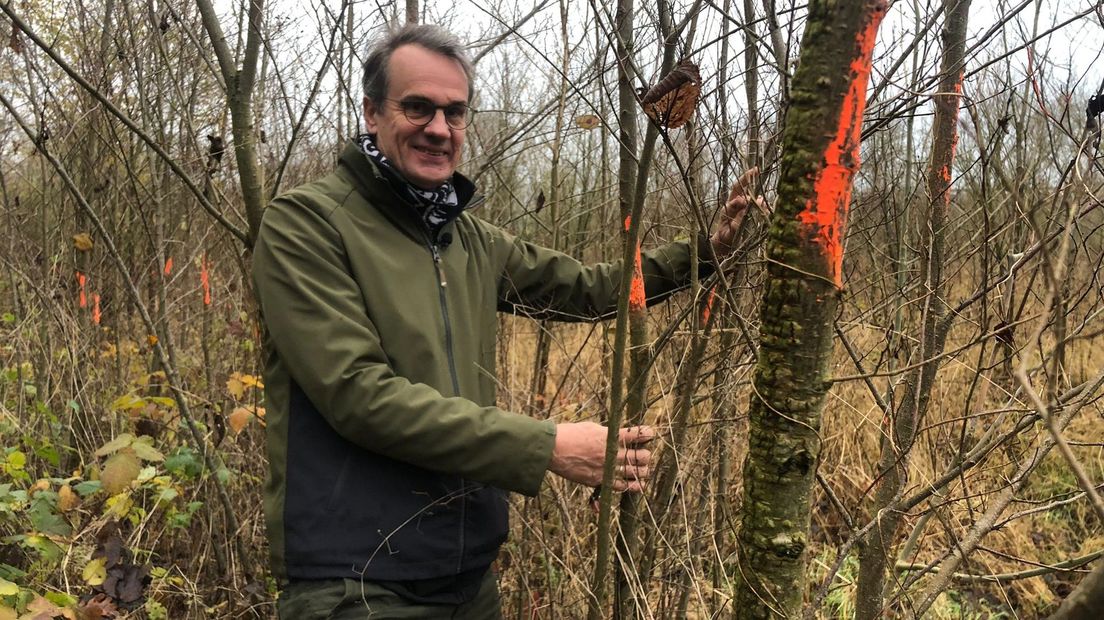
[0,0,1103,617]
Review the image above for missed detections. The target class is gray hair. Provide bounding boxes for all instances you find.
[361,24,475,105]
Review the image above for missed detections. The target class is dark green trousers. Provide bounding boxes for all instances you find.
[277,572,503,619]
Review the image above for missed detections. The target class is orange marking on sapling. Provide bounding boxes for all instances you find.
[701,286,717,325]
[629,242,646,311]
[76,271,87,308]
[796,3,887,287]
[201,257,211,306]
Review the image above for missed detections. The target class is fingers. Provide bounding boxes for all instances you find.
[618,425,655,446]
[726,166,760,204]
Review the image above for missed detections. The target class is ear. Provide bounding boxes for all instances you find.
[362,97,380,133]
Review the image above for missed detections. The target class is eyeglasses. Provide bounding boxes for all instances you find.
[386,98,473,130]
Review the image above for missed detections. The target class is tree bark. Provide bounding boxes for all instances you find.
[1051,560,1104,620]
[196,0,267,244]
[733,1,887,617]
[854,2,971,616]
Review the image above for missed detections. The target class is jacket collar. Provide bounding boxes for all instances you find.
[336,141,482,235]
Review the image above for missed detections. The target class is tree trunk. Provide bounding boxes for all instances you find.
[1050,560,1104,620]
[854,2,971,616]
[733,1,887,617]
[196,0,267,244]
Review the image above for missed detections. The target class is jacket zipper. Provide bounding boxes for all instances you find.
[424,230,467,574]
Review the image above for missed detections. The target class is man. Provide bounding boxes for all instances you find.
[252,24,758,619]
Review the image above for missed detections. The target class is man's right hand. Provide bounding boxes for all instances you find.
[548,422,655,492]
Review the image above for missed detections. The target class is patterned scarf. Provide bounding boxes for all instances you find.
[355,133,463,238]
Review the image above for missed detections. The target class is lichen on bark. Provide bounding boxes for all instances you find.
[734,1,887,617]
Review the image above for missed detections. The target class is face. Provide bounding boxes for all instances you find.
[363,44,469,189]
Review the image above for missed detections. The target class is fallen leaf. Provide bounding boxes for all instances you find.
[100,450,141,495]
[83,557,107,586]
[25,596,64,618]
[73,233,94,252]
[77,594,119,619]
[146,335,158,347]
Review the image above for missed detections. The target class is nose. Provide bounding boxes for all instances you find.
[423,109,452,138]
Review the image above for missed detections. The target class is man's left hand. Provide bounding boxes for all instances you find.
[710,167,766,258]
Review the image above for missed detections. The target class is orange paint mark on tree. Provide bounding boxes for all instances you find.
[629,242,646,311]
[76,271,87,308]
[164,256,173,276]
[92,294,101,325]
[796,4,887,287]
[624,214,632,232]
[200,256,212,306]
[700,285,717,325]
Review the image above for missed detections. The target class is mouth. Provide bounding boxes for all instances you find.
[414,145,449,158]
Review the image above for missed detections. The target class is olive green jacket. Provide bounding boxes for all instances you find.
[252,142,706,582]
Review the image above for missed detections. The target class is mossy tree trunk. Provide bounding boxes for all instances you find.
[733,1,887,617]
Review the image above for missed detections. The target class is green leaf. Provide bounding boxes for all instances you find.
[72,480,101,496]
[21,535,62,563]
[1,313,15,324]
[94,433,135,457]
[0,564,27,582]
[5,452,25,470]
[82,557,106,586]
[145,397,176,408]
[131,438,165,462]
[165,448,202,480]
[110,394,145,412]
[136,466,157,483]
[44,591,76,607]
[34,444,59,468]
[0,577,17,596]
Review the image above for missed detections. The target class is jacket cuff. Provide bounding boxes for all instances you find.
[696,233,718,280]
[513,418,558,497]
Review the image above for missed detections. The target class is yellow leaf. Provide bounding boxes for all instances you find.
[6,451,25,470]
[228,407,252,434]
[226,375,244,400]
[95,433,135,456]
[72,232,94,252]
[253,406,265,418]
[100,449,141,494]
[0,577,17,596]
[110,394,145,412]
[239,374,263,389]
[58,484,78,512]
[146,334,159,346]
[105,492,133,519]
[0,605,16,620]
[82,557,106,586]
